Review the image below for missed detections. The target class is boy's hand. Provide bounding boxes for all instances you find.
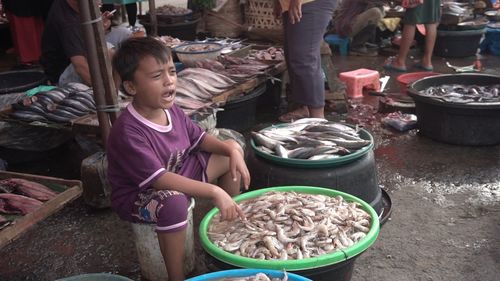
[213,187,246,221]
[228,144,250,190]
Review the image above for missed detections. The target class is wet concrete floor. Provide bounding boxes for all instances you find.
[0,47,499,280]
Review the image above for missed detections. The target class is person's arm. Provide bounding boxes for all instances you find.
[152,171,245,221]
[199,134,250,189]
[70,55,92,85]
[288,0,303,24]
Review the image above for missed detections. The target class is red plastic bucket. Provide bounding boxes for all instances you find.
[397,72,441,93]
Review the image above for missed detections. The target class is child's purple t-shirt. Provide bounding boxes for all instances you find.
[107,103,207,221]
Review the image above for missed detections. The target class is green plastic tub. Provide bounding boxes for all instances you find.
[199,186,380,276]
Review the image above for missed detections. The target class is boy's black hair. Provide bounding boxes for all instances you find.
[112,36,172,83]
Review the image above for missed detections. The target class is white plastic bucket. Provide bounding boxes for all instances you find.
[130,197,195,281]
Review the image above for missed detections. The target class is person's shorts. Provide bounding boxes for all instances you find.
[131,188,190,233]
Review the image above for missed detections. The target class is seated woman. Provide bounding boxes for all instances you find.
[332,0,385,56]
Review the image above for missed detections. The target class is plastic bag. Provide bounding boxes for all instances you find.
[381,111,417,132]
[402,0,424,9]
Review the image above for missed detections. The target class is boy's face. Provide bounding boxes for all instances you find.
[126,55,177,111]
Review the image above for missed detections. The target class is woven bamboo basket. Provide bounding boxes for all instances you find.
[205,0,244,38]
[244,0,284,42]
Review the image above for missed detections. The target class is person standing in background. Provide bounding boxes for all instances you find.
[275,0,337,122]
[2,0,50,68]
[383,0,441,72]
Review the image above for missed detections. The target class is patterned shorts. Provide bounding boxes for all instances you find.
[132,189,190,233]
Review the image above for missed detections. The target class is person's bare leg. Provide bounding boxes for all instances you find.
[157,229,186,281]
[206,141,242,196]
[394,24,417,69]
[422,23,438,69]
[308,106,325,119]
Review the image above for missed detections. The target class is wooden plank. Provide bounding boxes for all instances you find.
[0,171,83,249]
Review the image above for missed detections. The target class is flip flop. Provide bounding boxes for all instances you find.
[414,63,434,71]
[278,109,310,123]
[383,57,407,72]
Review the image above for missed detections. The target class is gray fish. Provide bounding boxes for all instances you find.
[251,131,283,150]
[45,112,73,123]
[10,110,47,122]
[60,98,93,112]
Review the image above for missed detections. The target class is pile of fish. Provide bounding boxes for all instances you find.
[419,84,500,103]
[216,273,288,281]
[0,178,58,229]
[8,82,96,123]
[195,57,272,82]
[155,4,191,15]
[248,47,285,61]
[252,118,371,160]
[176,68,237,114]
[208,191,372,260]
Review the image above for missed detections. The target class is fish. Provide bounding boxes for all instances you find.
[0,193,43,215]
[251,132,283,150]
[10,110,47,122]
[0,178,57,201]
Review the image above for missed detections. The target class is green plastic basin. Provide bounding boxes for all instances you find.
[199,186,380,271]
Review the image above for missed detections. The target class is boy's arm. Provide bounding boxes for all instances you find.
[152,172,245,220]
[199,134,250,189]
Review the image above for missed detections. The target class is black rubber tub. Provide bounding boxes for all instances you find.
[216,84,266,132]
[433,28,486,57]
[408,73,500,146]
[140,17,201,41]
[246,148,383,215]
[0,70,47,94]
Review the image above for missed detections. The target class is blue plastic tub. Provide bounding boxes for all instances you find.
[186,269,312,281]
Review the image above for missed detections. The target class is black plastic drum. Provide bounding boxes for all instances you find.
[246,148,383,214]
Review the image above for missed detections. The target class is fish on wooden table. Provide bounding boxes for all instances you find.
[0,178,57,201]
[0,193,43,215]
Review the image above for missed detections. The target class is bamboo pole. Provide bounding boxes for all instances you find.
[88,1,119,124]
[78,0,112,148]
[148,0,157,36]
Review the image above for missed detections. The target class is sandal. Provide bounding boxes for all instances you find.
[414,62,434,71]
[278,108,310,123]
[383,56,408,72]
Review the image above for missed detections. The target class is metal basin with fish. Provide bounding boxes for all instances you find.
[200,186,380,281]
[408,74,500,145]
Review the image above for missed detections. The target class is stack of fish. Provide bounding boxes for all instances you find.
[194,57,272,82]
[176,68,237,114]
[208,191,372,260]
[8,82,96,124]
[248,47,285,61]
[217,273,288,281]
[419,84,500,103]
[0,178,58,230]
[252,118,371,160]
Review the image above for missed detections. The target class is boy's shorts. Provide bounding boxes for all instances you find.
[132,188,190,233]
